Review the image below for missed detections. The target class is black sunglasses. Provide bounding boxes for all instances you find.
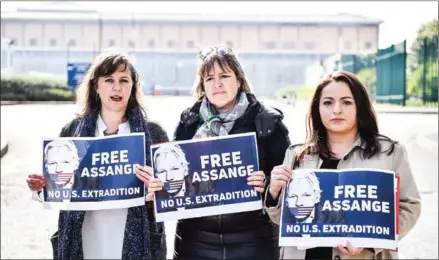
[198,46,235,60]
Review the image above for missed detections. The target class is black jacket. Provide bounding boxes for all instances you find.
[173,93,291,260]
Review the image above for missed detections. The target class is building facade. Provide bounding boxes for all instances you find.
[1,4,381,96]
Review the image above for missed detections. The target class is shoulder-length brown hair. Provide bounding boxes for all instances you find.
[296,70,395,164]
[75,50,145,117]
[194,45,252,101]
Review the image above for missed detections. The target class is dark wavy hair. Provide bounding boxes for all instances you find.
[75,50,145,117]
[296,70,395,164]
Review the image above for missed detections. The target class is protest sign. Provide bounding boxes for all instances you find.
[41,133,145,210]
[279,168,398,250]
[151,132,260,222]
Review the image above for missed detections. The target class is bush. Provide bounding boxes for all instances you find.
[407,60,438,102]
[0,73,75,101]
[356,67,377,100]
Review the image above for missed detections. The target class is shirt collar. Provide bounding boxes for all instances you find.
[97,114,130,135]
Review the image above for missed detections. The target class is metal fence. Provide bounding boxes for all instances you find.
[340,41,407,105]
[415,36,438,105]
[375,40,407,106]
[340,37,438,106]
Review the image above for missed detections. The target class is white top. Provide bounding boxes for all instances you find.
[33,115,134,259]
[81,115,131,259]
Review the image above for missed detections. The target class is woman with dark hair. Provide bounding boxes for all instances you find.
[265,70,421,259]
[145,45,291,259]
[26,50,167,260]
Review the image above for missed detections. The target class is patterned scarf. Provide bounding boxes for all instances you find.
[194,92,249,139]
[56,107,157,260]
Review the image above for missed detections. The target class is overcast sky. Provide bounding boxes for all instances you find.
[2,1,437,48]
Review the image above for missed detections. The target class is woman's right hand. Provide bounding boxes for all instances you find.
[148,178,164,193]
[269,165,292,200]
[27,174,46,192]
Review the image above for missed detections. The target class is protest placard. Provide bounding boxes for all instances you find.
[151,132,261,221]
[279,168,398,250]
[41,133,145,210]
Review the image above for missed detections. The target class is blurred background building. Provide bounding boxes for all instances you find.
[0,2,382,96]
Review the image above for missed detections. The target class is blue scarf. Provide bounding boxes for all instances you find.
[56,107,154,260]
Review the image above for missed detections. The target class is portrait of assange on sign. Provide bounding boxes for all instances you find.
[149,132,264,222]
[40,133,146,211]
[279,168,399,250]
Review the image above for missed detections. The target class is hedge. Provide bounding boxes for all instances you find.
[1,73,75,101]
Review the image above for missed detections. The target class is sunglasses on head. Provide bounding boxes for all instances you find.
[198,46,234,60]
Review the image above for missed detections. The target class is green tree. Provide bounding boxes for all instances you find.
[356,67,377,100]
[408,19,438,72]
[407,60,438,102]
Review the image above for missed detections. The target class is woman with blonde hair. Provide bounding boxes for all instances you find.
[26,50,167,260]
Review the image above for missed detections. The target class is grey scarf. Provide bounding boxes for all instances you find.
[194,92,249,139]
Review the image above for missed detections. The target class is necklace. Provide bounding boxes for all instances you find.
[104,129,119,136]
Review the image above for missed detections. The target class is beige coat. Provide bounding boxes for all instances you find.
[264,137,422,259]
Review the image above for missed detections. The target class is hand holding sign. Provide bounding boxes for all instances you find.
[135,165,153,186]
[337,241,363,256]
[27,174,46,191]
[247,171,266,193]
[135,165,157,202]
[269,165,293,200]
[148,178,164,193]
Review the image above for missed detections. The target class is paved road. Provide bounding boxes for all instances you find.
[1,96,437,259]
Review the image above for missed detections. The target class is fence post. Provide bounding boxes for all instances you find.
[402,40,407,107]
[422,38,427,105]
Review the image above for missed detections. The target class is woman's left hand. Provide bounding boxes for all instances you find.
[247,171,266,193]
[337,241,363,256]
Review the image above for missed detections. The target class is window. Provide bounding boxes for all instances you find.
[68,39,76,47]
[128,40,135,48]
[262,41,276,49]
[167,40,175,48]
[186,40,195,48]
[50,38,57,47]
[304,42,316,50]
[108,39,115,47]
[148,39,155,48]
[29,38,37,46]
[364,41,372,50]
[282,41,295,49]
